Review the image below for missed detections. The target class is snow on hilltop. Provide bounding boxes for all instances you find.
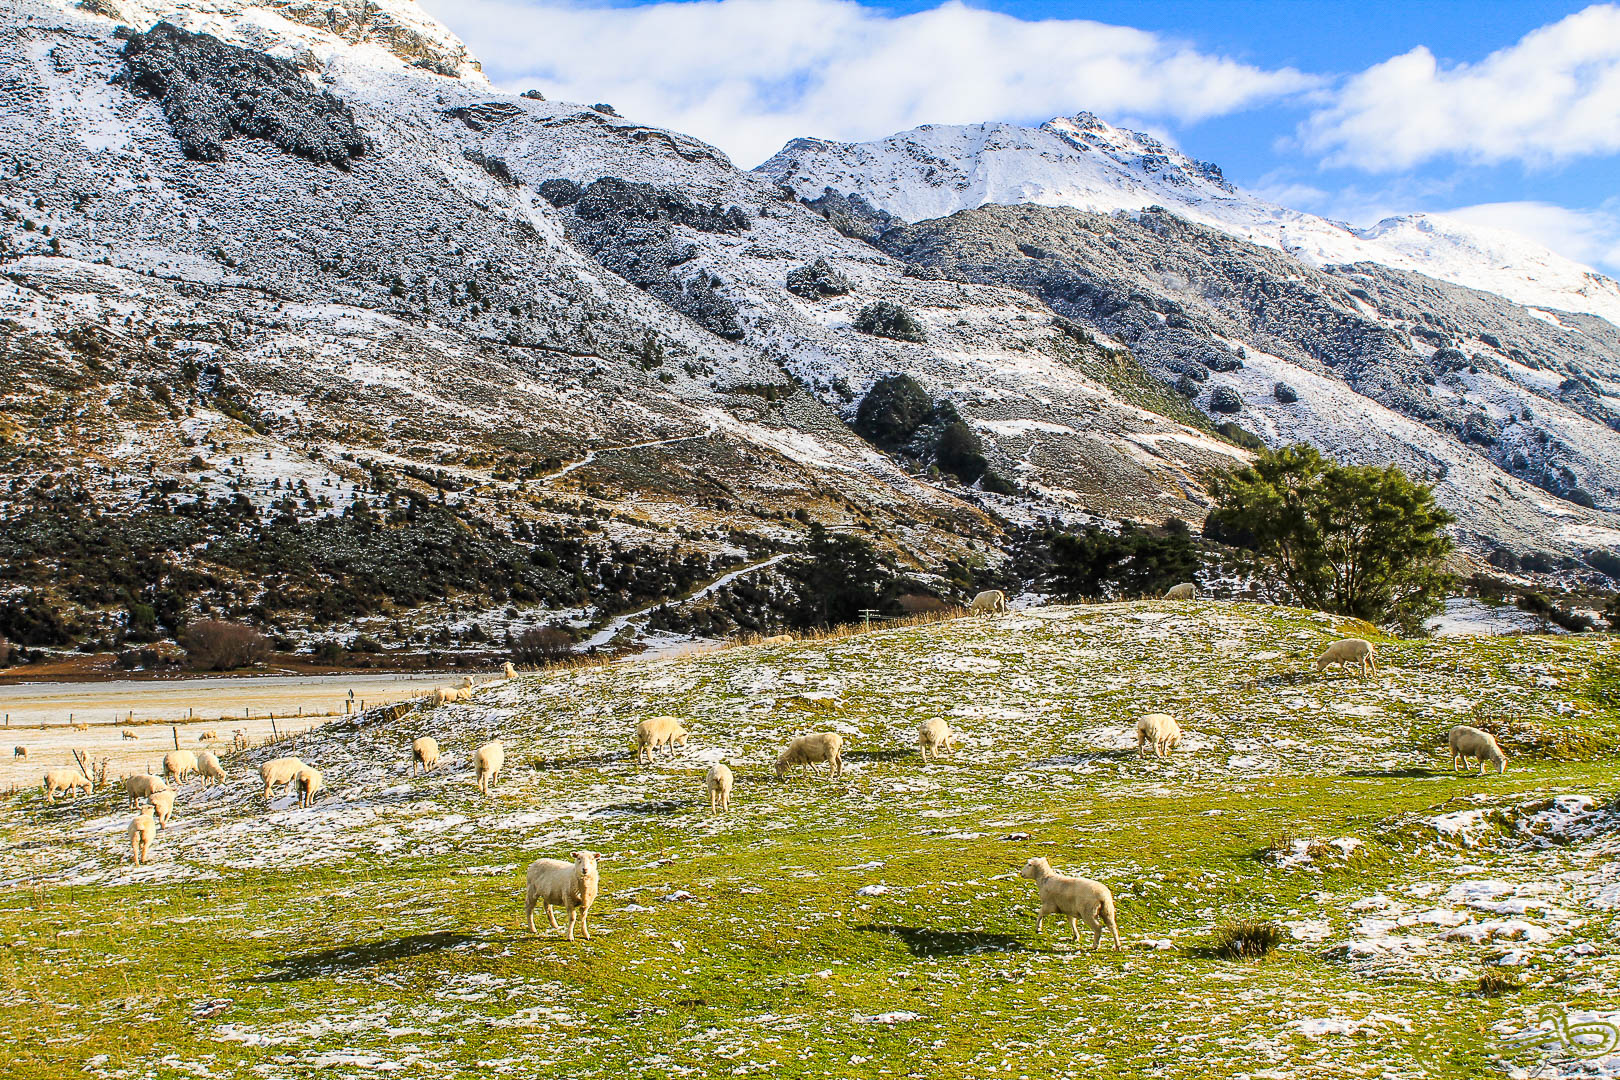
[756,114,1620,328]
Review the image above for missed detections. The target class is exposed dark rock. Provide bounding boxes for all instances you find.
[802,187,899,243]
[786,257,852,299]
[521,89,546,101]
[462,148,513,183]
[591,103,620,116]
[115,22,366,169]
[444,102,524,131]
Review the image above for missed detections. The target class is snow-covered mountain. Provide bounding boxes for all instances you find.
[756,115,1620,328]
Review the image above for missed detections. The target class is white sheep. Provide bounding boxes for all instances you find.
[917,718,955,762]
[474,740,505,794]
[412,736,441,775]
[969,589,1009,615]
[164,749,199,783]
[1316,637,1377,679]
[198,729,218,742]
[1163,582,1197,600]
[122,773,169,806]
[775,732,844,780]
[1019,856,1121,949]
[128,807,156,865]
[1448,725,1508,775]
[634,716,689,764]
[121,730,138,740]
[197,750,226,789]
[524,851,600,940]
[461,675,475,688]
[502,661,517,680]
[705,763,734,812]
[149,788,176,830]
[293,765,326,806]
[42,769,93,804]
[259,756,306,801]
[759,634,794,646]
[1135,713,1182,759]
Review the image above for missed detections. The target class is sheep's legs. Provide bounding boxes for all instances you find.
[1069,915,1081,942]
[566,908,578,941]
[526,894,537,933]
[546,903,560,930]
[579,908,590,940]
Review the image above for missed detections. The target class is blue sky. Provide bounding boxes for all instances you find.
[423,0,1620,274]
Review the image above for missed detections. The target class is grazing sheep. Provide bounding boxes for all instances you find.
[259,756,306,801]
[705,763,734,813]
[71,722,89,732]
[1163,582,1197,600]
[474,740,505,794]
[42,769,93,804]
[634,716,689,764]
[411,736,441,775]
[1315,637,1377,679]
[1135,713,1182,759]
[525,851,600,940]
[917,717,955,762]
[293,765,326,807]
[128,807,156,865]
[196,750,226,789]
[1019,856,1121,949]
[198,730,218,742]
[775,732,844,780]
[122,773,168,807]
[149,788,176,829]
[1448,725,1508,775]
[759,634,794,645]
[502,661,517,680]
[12,746,26,760]
[121,730,138,740]
[163,749,199,783]
[969,589,1009,615]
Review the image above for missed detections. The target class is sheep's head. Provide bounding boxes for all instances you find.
[1019,857,1050,881]
[773,754,790,778]
[572,851,600,879]
[672,728,690,748]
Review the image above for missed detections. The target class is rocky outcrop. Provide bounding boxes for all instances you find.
[115,22,366,168]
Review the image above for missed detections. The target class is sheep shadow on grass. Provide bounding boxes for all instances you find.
[855,923,1026,958]
[844,749,914,765]
[255,931,479,982]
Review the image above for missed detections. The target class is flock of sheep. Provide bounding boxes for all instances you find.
[33,591,1516,945]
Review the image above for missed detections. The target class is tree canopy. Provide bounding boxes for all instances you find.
[1204,444,1455,629]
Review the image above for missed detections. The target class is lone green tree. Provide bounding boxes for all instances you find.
[1204,444,1455,630]
[786,523,892,628]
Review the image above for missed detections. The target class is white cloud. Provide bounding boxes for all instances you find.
[1301,4,1620,171]
[422,0,1315,167]
[1441,200,1620,276]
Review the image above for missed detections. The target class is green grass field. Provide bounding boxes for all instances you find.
[3,601,1618,1078]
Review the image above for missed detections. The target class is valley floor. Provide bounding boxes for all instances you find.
[1,601,1617,1078]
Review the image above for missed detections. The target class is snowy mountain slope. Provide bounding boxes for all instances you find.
[2,0,1278,646]
[756,114,1620,328]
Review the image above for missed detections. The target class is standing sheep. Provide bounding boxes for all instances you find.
[634,716,689,764]
[128,807,156,865]
[259,756,306,801]
[969,590,1009,615]
[502,661,517,680]
[122,773,168,807]
[42,769,93,804]
[1134,714,1182,759]
[524,851,600,940]
[1019,857,1121,949]
[149,788,176,830]
[164,749,199,784]
[474,740,505,794]
[412,736,441,775]
[1448,725,1508,775]
[1163,582,1197,600]
[775,732,844,780]
[293,765,326,806]
[705,763,734,813]
[121,730,138,740]
[12,746,26,760]
[917,718,955,762]
[196,750,226,789]
[1315,638,1377,679]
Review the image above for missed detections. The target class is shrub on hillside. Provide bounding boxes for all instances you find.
[1209,386,1244,413]
[854,301,926,343]
[1048,523,1199,600]
[854,373,933,449]
[180,619,270,671]
[512,625,575,664]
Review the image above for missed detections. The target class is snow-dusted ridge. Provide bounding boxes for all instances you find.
[756,114,1620,328]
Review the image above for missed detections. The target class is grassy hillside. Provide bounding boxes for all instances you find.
[2,601,1618,1078]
